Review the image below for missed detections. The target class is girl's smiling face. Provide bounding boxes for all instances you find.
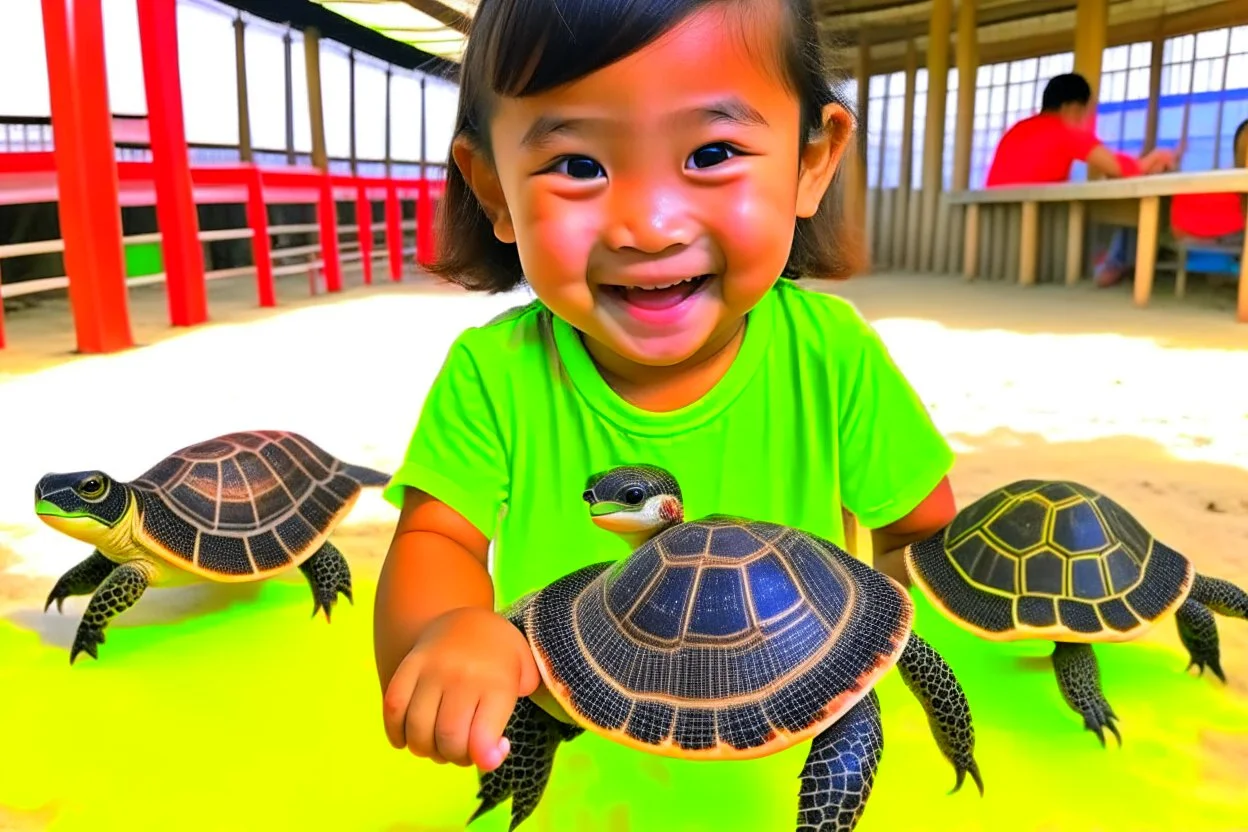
[455,4,848,374]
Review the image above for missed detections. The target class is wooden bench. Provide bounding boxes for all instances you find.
[945,169,1248,322]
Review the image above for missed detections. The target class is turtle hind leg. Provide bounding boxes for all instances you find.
[1051,641,1121,747]
[469,697,577,831]
[45,549,116,613]
[895,632,983,795]
[70,562,150,664]
[1175,598,1225,682]
[1190,573,1248,620]
[298,540,352,622]
[796,690,883,832]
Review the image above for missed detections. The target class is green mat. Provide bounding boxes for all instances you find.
[2,578,1245,831]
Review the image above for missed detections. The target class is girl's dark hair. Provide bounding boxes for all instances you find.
[428,0,861,293]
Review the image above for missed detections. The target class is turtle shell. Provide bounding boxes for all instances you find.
[522,515,913,760]
[129,430,367,580]
[905,480,1194,643]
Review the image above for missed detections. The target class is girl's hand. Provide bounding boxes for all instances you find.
[382,605,540,771]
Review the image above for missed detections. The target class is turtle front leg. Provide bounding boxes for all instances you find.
[298,540,353,622]
[1175,598,1224,682]
[795,690,883,832]
[1051,641,1121,747]
[45,549,116,613]
[71,562,150,664]
[895,632,983,795]
[468,696,583,831]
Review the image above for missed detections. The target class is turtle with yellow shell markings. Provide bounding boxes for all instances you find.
[903,479,1248,745]
[34,430,390,664]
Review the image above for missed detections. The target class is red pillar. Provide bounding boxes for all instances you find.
[246,167,275,307]
[416,177,434,267]
[41,0,133,353]
[356,185,373,285]
[318,175,343,292]
[385,182,402,281]
[137,0,207,326]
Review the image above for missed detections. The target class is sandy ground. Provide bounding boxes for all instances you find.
[1,266,1247,830]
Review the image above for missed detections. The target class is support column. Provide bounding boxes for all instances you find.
[896,41,918,269]
[952,0,978,275]
[304,27,328,170]
[138,0,208,327]
[841,39,870,268]
[1144,29,1165,151]
[41,0,132,353]
[386,183,402,281]
[234,13,253,162]
[416,77,434,267]
[1074,0,1109,113]
[356,185,373,284]
[919,0,953,272]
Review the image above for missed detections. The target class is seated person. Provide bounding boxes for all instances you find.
[1096,118,1246,287]
[985,73,1174,188]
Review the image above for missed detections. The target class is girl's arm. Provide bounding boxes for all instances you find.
[373,488,493,689]
[870,476,957,585]
[373,488,539,772]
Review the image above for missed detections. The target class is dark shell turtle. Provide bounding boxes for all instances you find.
[905,479,1248,746]
[470,464,984,832]
[35,430,391,663]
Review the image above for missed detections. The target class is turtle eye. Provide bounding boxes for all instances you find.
[78,477,105,499]
[622,486,646,505]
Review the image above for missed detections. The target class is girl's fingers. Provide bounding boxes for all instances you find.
[382,651,423,749]
[406,674,447,763]
[468,687,518,772]
[432,684,480,766]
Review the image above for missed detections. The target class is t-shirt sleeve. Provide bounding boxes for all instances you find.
[383,334,509,540]
[1064,125,1103,162]
[836,312,955,529]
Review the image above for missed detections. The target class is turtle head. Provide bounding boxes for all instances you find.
[34,471,130,544]
[582,465,683,541]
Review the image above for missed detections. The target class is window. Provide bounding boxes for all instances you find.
[176,0,238,147]
[866,71,906,188]
[1159,26,1248,171]
[243,15,288,153]
[353,53,388,161]
[389,70,423,162]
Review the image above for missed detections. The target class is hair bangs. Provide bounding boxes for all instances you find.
[476,0,709,99]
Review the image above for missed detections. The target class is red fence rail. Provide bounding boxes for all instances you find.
[0,152,446,351]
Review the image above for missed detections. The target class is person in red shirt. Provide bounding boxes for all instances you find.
[1097,118,1245,287]
[985,73,1172,187]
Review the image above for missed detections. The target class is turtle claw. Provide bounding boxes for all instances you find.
[1186,656,1227,683]
[950,757,984,797]
[1082,706,1122,749]
[69,626,105,665]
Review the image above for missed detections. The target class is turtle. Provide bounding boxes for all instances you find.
[469,464,984,832]
[34,429,391,664]
[902,478,1248,746]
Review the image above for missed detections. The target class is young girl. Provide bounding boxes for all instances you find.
[374,0,958,825]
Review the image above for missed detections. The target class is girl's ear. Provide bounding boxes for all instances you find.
[451,135,516,244]
[795,103,854,219]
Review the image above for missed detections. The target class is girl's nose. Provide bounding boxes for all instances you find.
[602,182,696,253]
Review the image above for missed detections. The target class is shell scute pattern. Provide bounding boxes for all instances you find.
[529,520,913,756]
[130,431,364,576]
[908,479,1195,641]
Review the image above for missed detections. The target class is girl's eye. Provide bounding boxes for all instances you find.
[553,156,605,179]
[687,143,737,170]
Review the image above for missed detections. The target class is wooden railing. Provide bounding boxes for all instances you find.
[945,168,1248,322]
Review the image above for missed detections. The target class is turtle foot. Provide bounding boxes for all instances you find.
[950,756,984,797]
[69,625,105,665]
[299,541,353,623]
[1079,700,1122,749]
[1185,656,1226,683]
[1176,599,1226,683]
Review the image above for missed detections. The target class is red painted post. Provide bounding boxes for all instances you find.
[356,184,373,285]
[246,167,275,307]
[137,0,207,326]
[318,174,343,292]
[41,0,133,353]
[385,181,402,281]
[0,263,7,349]
[416,177,434,268]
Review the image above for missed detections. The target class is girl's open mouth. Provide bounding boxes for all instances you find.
[604,274,714,312]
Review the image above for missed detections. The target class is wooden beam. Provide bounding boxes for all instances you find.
[897,39,918,269]
[401,0,471,34]
[234,14,252,162]
[304,26,328,170]
[918,0,952,271]
[1074,0,1108,103]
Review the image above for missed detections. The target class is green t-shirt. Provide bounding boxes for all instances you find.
[384,279,954,827]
